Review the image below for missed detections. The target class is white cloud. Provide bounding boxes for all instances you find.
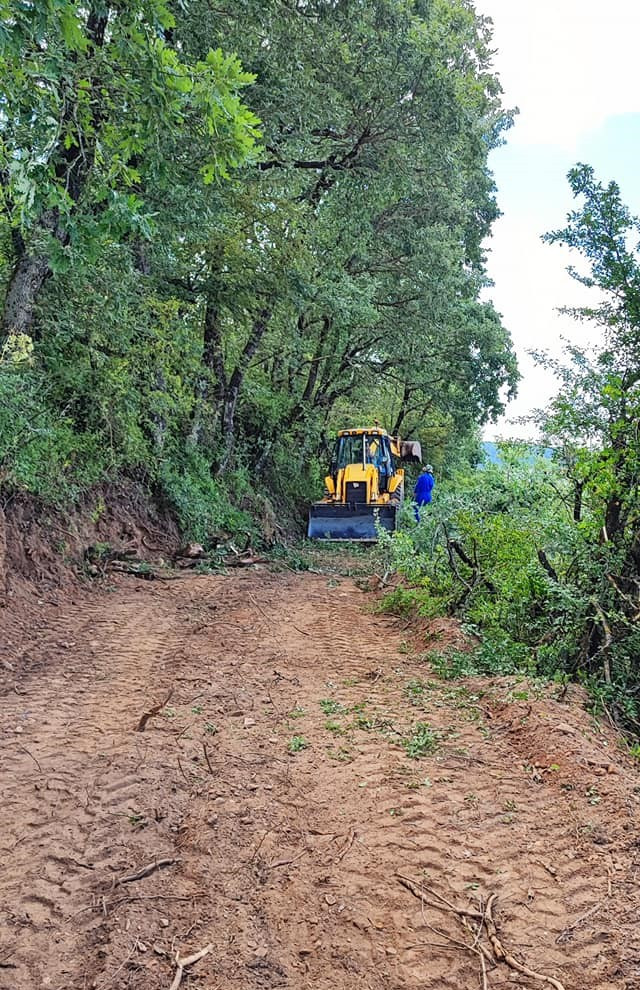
[476,1,640,439]
[485,216,598,437]
[478,0,640,148]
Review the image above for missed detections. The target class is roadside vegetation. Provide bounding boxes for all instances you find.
[378,165,640,735]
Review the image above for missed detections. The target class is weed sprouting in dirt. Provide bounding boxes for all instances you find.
[403,721,440,759]
[352,712,396,735]
[288,735,309,753]
[405,678,428,706]
[325,719,345,734]
[327,746,353,762]
[288,706,306,719]
[128,811,148,829]
[204,722,217,735]
[319,698,349,715]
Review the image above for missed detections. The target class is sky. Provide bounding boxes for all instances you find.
[475,0,640,438]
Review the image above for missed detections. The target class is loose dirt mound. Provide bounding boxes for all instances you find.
[1,570,639,988]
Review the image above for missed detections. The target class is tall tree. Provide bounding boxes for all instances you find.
[0,0,259,337]
[541,164,640,683]
[169,0,517,471]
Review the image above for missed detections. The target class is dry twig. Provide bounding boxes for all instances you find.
[13,741,43,773]
[483,892,566,990]
[136,688,174,732]
[116,858,178,886]
[335,828,357,864]
[168,942,213,990]
[556,902,601,944]
[396,873,483,920]
[269,847,309,869]
[202,742,215,776]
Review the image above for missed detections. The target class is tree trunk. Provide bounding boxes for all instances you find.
[190,302,225,448]
[286,315,330,431]
[216,307,270,475]
[573,479,584,523]
[392,381,413,436]
[1,248,53,339]
[1,5,107,341]
[152,369,167,453]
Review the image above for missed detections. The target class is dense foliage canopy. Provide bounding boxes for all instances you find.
[0,0,517,534]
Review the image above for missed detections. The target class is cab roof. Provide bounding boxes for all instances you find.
[337,428,389,437]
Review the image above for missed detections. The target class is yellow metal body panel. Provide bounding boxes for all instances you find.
[388,469,404,494]
[338,462,378,502]
[316,426,408,508]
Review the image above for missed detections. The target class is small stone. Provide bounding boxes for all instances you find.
[607,764,618,775]
[14,726,23,734]
[244,717,256,728]
[324,894,336,906]
[152,943,165,956]
[555,722,576,735]
[385,947,397,956]
[254,946,268,958]
[137,941,147,953]
[159,918,169,928]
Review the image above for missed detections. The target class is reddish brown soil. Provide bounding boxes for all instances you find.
[1,569,639,989]
[0,483,180,608]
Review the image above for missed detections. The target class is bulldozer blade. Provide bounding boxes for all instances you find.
[307,503,397,542]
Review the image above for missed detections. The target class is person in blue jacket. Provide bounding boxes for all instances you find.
[414,464,434,521]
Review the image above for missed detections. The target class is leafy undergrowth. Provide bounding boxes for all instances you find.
[372,447,640,739]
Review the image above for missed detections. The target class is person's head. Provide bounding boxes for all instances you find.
[423,464,433,474]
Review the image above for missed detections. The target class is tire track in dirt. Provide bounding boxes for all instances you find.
[1,569,639,989]
[0,590,187,988]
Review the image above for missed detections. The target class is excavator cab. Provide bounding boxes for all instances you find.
[308,428,421,541]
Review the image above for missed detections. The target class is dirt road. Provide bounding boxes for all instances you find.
[1,568,639,989]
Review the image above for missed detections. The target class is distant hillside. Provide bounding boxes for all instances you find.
[481,441,553,465]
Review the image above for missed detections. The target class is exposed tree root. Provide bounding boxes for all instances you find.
[397,873,566,990]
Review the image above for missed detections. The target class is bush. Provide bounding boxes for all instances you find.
[159,449,255,544]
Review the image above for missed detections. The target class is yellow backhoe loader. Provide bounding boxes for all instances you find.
[308,427,422,541]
